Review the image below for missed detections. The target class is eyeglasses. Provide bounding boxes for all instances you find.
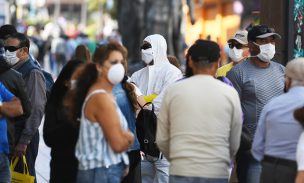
[228,43,247,49]
[4,46,22,52]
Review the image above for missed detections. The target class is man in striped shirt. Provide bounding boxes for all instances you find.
[227,25,285,183]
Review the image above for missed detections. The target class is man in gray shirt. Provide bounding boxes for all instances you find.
[4,33,46,182]
[227,25,285,183]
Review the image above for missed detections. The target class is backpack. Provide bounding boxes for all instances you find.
[136,102,160,157]
[17,57,54,99]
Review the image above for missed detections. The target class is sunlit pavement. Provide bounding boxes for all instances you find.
[36,118,50,183]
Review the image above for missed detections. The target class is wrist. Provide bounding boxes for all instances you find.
[0,101,3,114]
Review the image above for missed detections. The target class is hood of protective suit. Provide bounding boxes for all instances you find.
[143,34,169,66]
[131,34,183,114]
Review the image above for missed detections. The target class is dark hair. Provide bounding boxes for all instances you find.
[0,40,10,73]
[167,55,181,70]
[7,33,30,50]
[66,41,130,123]
[95,41,137,111]
[74,44,91,62]
[121,60,137,111]
[65,63,98,123]
[49,59,84,104]
[93,41,127,64]
[294,107,304,128]
[0,24,17,40]
[185,40,220,77]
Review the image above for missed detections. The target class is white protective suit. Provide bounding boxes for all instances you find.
[131,34,183,114]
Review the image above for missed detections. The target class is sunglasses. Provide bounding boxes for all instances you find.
[140,43,152,50]
[228,43,247,49]
[4,46,22,52]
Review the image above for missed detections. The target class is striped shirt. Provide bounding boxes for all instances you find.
[227,59,285,140]
[75,89,129,170]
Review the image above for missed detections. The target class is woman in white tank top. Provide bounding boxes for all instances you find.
[65,41,134,183]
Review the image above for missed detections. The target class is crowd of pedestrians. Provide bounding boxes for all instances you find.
[0,22,303,183]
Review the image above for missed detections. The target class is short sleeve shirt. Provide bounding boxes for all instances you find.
[0,82,14,154]
[227,59,285,139]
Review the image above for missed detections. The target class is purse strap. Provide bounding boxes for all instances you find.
[10,156,30,175]
[138,102,154,112]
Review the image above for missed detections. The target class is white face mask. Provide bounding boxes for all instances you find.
[228,47,244,62]
[141,48,153,65]
[107,63,125,85]
[5,50,19,66]
[255,43,275,62]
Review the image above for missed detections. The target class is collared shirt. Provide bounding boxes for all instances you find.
[13,58,46,144]
[113,83,140,151]
[252,86,304,161]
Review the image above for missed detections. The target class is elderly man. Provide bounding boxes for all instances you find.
[227,25,285,183]
[157,40,242,183]
[252,57,304,183]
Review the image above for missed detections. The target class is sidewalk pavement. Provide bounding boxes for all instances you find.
[36,119,50,183]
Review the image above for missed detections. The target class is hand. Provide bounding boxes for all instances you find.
[15,144,27,157]
[124,130,134,146]
[123,166,130,177]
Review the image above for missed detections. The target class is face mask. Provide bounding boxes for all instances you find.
[141,48,153,65]
[107,63,125,85]
[254,43,275,62]
[5,50,19,66]
[228,47,244,62]
[70,80,77,90]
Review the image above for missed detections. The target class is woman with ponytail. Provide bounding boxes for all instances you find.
[112,47,145,183]
[44,59,84,183]
[65,41,134,183]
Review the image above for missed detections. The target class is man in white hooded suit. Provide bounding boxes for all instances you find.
[131,34,183,183]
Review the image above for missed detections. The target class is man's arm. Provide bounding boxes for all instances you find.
[251,105,268,161]
[0,97,23,118]
[229,91,242,157]
[18,70,46,145]
[156,90,170,159]
[227,68,242,98]
[153,69,182,115]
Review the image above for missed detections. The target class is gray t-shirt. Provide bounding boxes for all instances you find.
[227,59,285,139]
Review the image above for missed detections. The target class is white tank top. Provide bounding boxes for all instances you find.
[75,89,129,170]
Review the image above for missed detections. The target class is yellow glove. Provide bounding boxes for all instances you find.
[143,94,158,103]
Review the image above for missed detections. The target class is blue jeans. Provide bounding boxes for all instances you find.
[0,153,10,183]
[236,151,261,183]
[141,155,169,183]
[170,175,228,183]
[76,162,126,183]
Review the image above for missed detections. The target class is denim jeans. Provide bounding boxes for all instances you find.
[0,153,10,183]
[76,162,126,183]
[141,155,169,183]
[236,151,261,183]
[170,175,228,183]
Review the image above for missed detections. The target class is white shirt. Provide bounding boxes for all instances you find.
[297,132,304,171]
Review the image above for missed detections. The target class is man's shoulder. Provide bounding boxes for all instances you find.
[270,60,285,70]
[217,62,233,76]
